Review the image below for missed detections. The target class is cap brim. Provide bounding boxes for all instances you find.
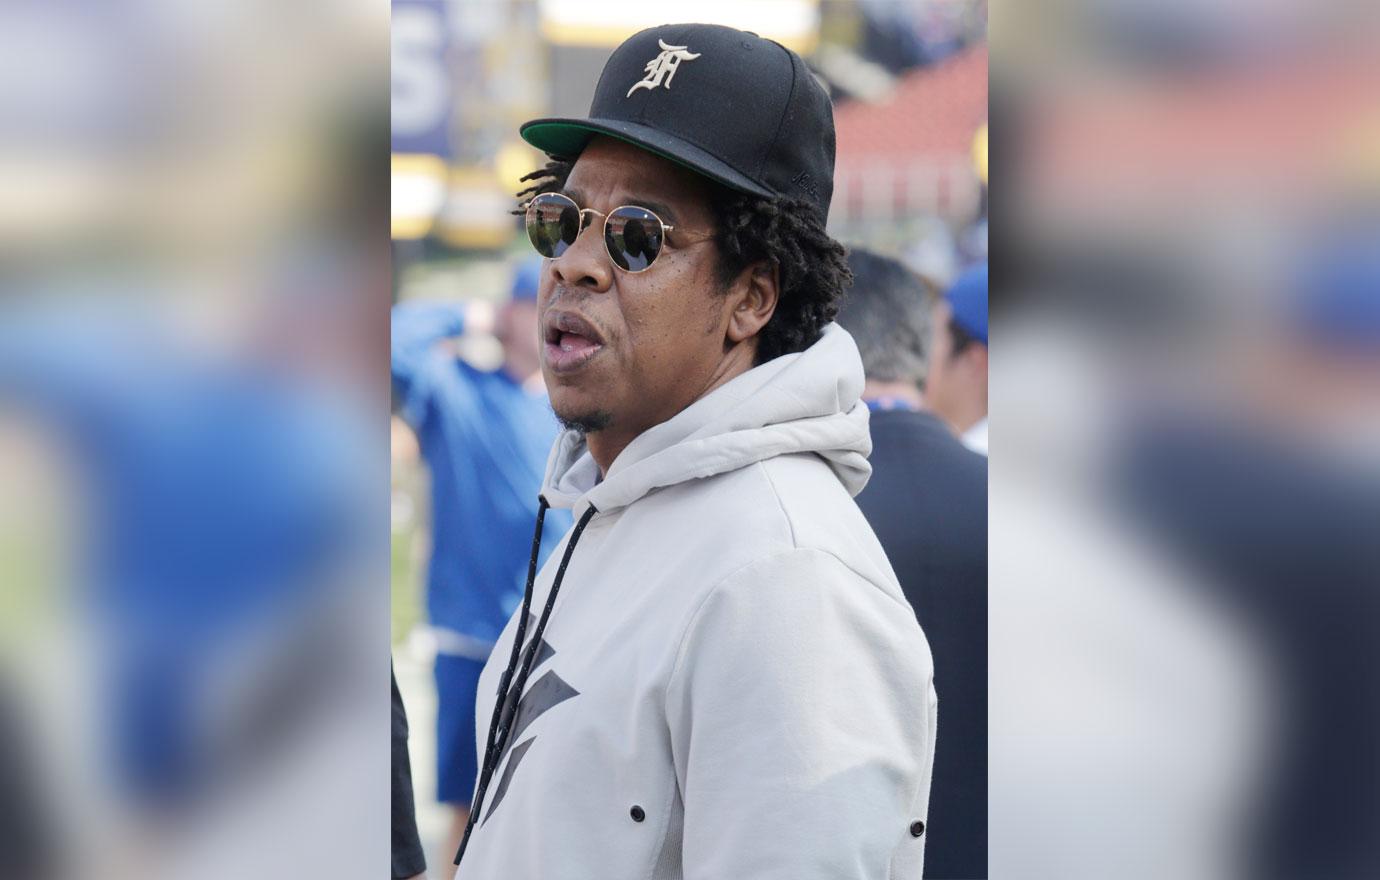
[520,117,774,202]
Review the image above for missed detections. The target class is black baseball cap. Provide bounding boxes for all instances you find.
[520,23,836,220]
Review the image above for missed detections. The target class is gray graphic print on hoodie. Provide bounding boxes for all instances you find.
[459,324,938,879]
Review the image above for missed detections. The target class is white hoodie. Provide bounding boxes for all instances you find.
[457,324,937,879]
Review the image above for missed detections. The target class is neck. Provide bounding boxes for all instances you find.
[863,379,925,409]
[586,429,632,479]
[587,341,757,476]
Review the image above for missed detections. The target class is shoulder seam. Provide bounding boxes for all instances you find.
[754,459,909,613]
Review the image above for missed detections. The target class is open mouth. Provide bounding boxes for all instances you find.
[543,311,606,374]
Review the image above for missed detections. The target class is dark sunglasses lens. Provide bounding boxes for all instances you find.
[605,207,663,272]
[526,195,579,258]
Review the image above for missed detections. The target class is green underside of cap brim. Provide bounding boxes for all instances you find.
[522,121,708,180]
[519,119,773,201]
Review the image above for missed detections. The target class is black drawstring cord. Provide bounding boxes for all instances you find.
[454,499,599,871]
[493,502,598,750]
[484,501,547,785]
[454,496,546,869]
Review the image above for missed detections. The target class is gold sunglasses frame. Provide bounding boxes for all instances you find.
[523,192,711,274]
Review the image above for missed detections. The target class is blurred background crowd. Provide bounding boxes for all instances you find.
[389,1,989,873]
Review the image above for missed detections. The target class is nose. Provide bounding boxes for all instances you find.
[552,213,613,293]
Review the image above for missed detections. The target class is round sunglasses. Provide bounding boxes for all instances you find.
[523,191,712,273]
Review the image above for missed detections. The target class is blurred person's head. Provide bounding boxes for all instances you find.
[836,248,936,405]
[513,24,851,470]
[928,263,988,434]
[495,258,543,383]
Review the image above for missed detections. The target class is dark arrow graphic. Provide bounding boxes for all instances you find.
[482,616,579,824]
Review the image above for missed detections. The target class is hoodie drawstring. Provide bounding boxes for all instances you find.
[454,497,599,871]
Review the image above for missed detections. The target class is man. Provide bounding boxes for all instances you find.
[838,249,988,879]
[927,263,988,454]
[391,261,571,861]
[452,24,936,880]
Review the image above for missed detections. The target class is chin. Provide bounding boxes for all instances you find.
[552,402,613,435]
[547,377,616,434]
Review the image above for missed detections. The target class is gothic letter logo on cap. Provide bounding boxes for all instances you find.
[626,39,701,98]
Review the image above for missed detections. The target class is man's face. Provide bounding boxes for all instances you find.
[538,136,731,438]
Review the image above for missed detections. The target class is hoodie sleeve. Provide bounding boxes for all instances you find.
[665,548,937,880]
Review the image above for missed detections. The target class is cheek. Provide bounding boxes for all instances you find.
[609,253,722,383]
[618,266,696,355]
[619,307,676,382]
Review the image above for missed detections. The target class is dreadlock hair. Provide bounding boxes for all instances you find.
[514,157,852,365]
[514,158,575,210]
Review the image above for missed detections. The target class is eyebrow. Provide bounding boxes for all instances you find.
[561,186,681,225]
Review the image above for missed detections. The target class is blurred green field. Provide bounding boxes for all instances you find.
[391,520,421,646]
[391,424,430,647]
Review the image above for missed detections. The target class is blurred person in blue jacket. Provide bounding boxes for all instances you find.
[391,260,570,857]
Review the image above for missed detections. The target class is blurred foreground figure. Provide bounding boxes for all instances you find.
[927,264,988,454]
[0,298,382,878]
[0,0,387,874]
[838,249,988,879]
[995,2,1377,876]
[1116,225,1380,880]
[391,261,569,861]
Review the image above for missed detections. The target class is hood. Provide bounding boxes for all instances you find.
[541,323,872,516]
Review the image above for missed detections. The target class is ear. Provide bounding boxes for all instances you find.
[725,261,779,345]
